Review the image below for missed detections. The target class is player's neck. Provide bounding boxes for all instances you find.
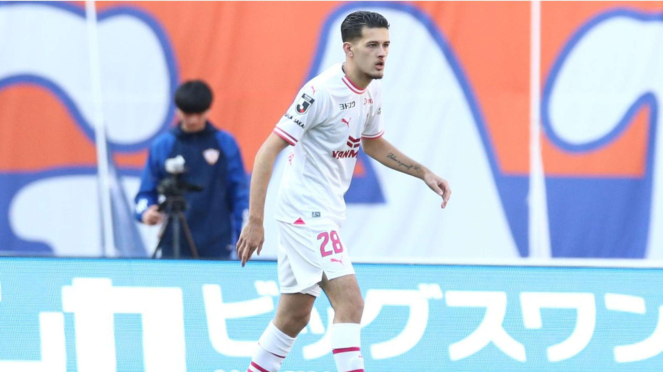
[342,62,371,90]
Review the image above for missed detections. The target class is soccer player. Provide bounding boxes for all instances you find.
[237,10,451,372]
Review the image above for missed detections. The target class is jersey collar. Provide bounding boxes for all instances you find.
[340,64,366,95]
[342,75,366,95]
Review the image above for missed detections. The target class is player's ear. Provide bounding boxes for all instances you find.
[343,42,354,58]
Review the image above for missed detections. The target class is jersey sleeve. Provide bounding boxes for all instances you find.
[274,85,329,146]
[362,83,385,139]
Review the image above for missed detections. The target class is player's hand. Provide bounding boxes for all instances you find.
[142,205,163,225]
[237,219,265,267]
[423,172,451,208]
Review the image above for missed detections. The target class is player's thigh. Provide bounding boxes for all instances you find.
[320,274,364,313]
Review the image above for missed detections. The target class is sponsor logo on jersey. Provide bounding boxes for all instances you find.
[295,93,315,114]
[312,212,321,218]
[332,135,360,159]
[346,135,360,149]
[203,149,220,165]
[284,113,304,128]
[376,107,381,115]
[332,149,359,159]
[339,101,355,110]
[364,98,373,105]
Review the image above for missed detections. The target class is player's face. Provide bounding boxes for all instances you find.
[353,27,390,79]
[177,109,209,132]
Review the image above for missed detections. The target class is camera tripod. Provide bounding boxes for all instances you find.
[153,194,199,259]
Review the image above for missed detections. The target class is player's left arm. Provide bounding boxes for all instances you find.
[362,136,451,208]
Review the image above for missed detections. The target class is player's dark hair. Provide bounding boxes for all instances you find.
[341,11,390,42]
[174,80,213,113]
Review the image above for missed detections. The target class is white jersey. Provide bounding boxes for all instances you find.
[273,63,384,226]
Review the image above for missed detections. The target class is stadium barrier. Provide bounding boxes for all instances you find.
[0,257,661,371]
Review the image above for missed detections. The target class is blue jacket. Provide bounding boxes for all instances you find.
[135,122,249,258]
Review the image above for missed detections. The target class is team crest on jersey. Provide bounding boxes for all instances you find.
[296,93,315,114]
[203,149,220,165]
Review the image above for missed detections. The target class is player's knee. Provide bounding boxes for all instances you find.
[277,307,311,333]
[335,296,364,323]
[352,296,365,321]
[294,309,311,329]
[291,315,311,334]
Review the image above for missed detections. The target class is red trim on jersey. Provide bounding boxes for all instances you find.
[273,128,297,146]
[273,129,295,146]
[346,370,365,372]
[274,127,298,143]
[250,362,269,372]
[343,75,366,92]
[342,76,366,94]
[361,130,385,139]
[333,347,361,354]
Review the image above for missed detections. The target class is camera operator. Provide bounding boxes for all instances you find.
[134,80,249,259]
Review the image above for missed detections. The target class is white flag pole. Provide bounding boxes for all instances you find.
[529,0,552,258]
[86,0,116,257]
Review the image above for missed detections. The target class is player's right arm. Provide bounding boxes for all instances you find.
[236,133,289,266]
[237,84,327,266]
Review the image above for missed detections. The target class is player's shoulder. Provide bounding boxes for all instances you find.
[300,63,344,97]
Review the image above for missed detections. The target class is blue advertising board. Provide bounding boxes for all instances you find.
[0,258,661,371]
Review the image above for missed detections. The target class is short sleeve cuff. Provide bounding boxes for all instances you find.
[273,127,298,146]
[361,129,385,139]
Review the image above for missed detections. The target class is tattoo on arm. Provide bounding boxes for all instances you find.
[387,153,413,171]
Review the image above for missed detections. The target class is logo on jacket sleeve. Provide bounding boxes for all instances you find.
[296,93,315,114]
[203,149,220,165]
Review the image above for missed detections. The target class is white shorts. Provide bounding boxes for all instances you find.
[277,220,355,297]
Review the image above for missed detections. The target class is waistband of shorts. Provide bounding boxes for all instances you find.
[274,215,343,227]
